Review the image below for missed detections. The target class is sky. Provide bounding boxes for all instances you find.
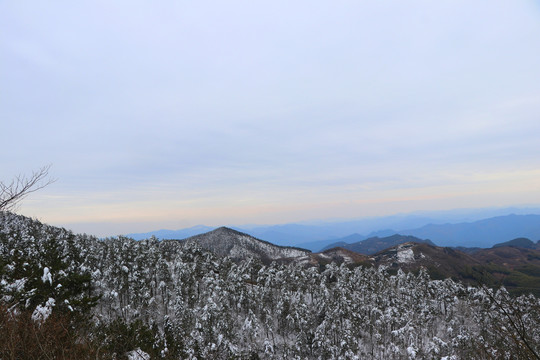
[2,1,540,236]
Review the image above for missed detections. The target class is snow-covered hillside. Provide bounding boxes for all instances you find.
[1,212,539,359]
[183,226,310,263]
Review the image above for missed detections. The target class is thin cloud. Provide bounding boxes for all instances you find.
[1,0,540,235]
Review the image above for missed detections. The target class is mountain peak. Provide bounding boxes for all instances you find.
[210,226,245,235]
[184,227,310,263]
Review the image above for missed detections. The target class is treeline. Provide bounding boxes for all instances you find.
[1,212,539,359]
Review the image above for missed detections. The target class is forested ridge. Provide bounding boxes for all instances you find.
[1,212,539,359]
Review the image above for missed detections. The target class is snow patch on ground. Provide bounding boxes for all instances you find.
[127,348,150,360]
[397,248,415,263]
[340,254,353,264]
[296,256,311,265]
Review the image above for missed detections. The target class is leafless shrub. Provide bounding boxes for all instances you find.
[0,165,56,212]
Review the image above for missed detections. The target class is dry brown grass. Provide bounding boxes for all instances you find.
[0,305,100,360]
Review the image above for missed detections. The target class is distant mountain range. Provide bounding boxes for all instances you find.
[238,207,540,246]
[397,214,540,247]
[127,213,540,251]
[128,225,215,240]
[173,225,540,296]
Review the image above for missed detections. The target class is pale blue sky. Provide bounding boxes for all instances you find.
[2,1,540,236]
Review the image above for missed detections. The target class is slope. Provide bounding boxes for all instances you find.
[323,234,435,255]
[183,227,310,264]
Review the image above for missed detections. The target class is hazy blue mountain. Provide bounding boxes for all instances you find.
[492,237,538,249]
[237,214,460,247]
[284,239,344,252]
[293,214,540,252]
[240,208,540,247]
[127,225,214,240]
[298,231,400,252]
[335,233,369,244]
[323,234,435,255]
[124,210,540,250]
[400,214,540,247]
[232,223,338,246]
[294,234,368,252]
[365,229,399,238]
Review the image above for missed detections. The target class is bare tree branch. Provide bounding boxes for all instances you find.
[0,165,56,212]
